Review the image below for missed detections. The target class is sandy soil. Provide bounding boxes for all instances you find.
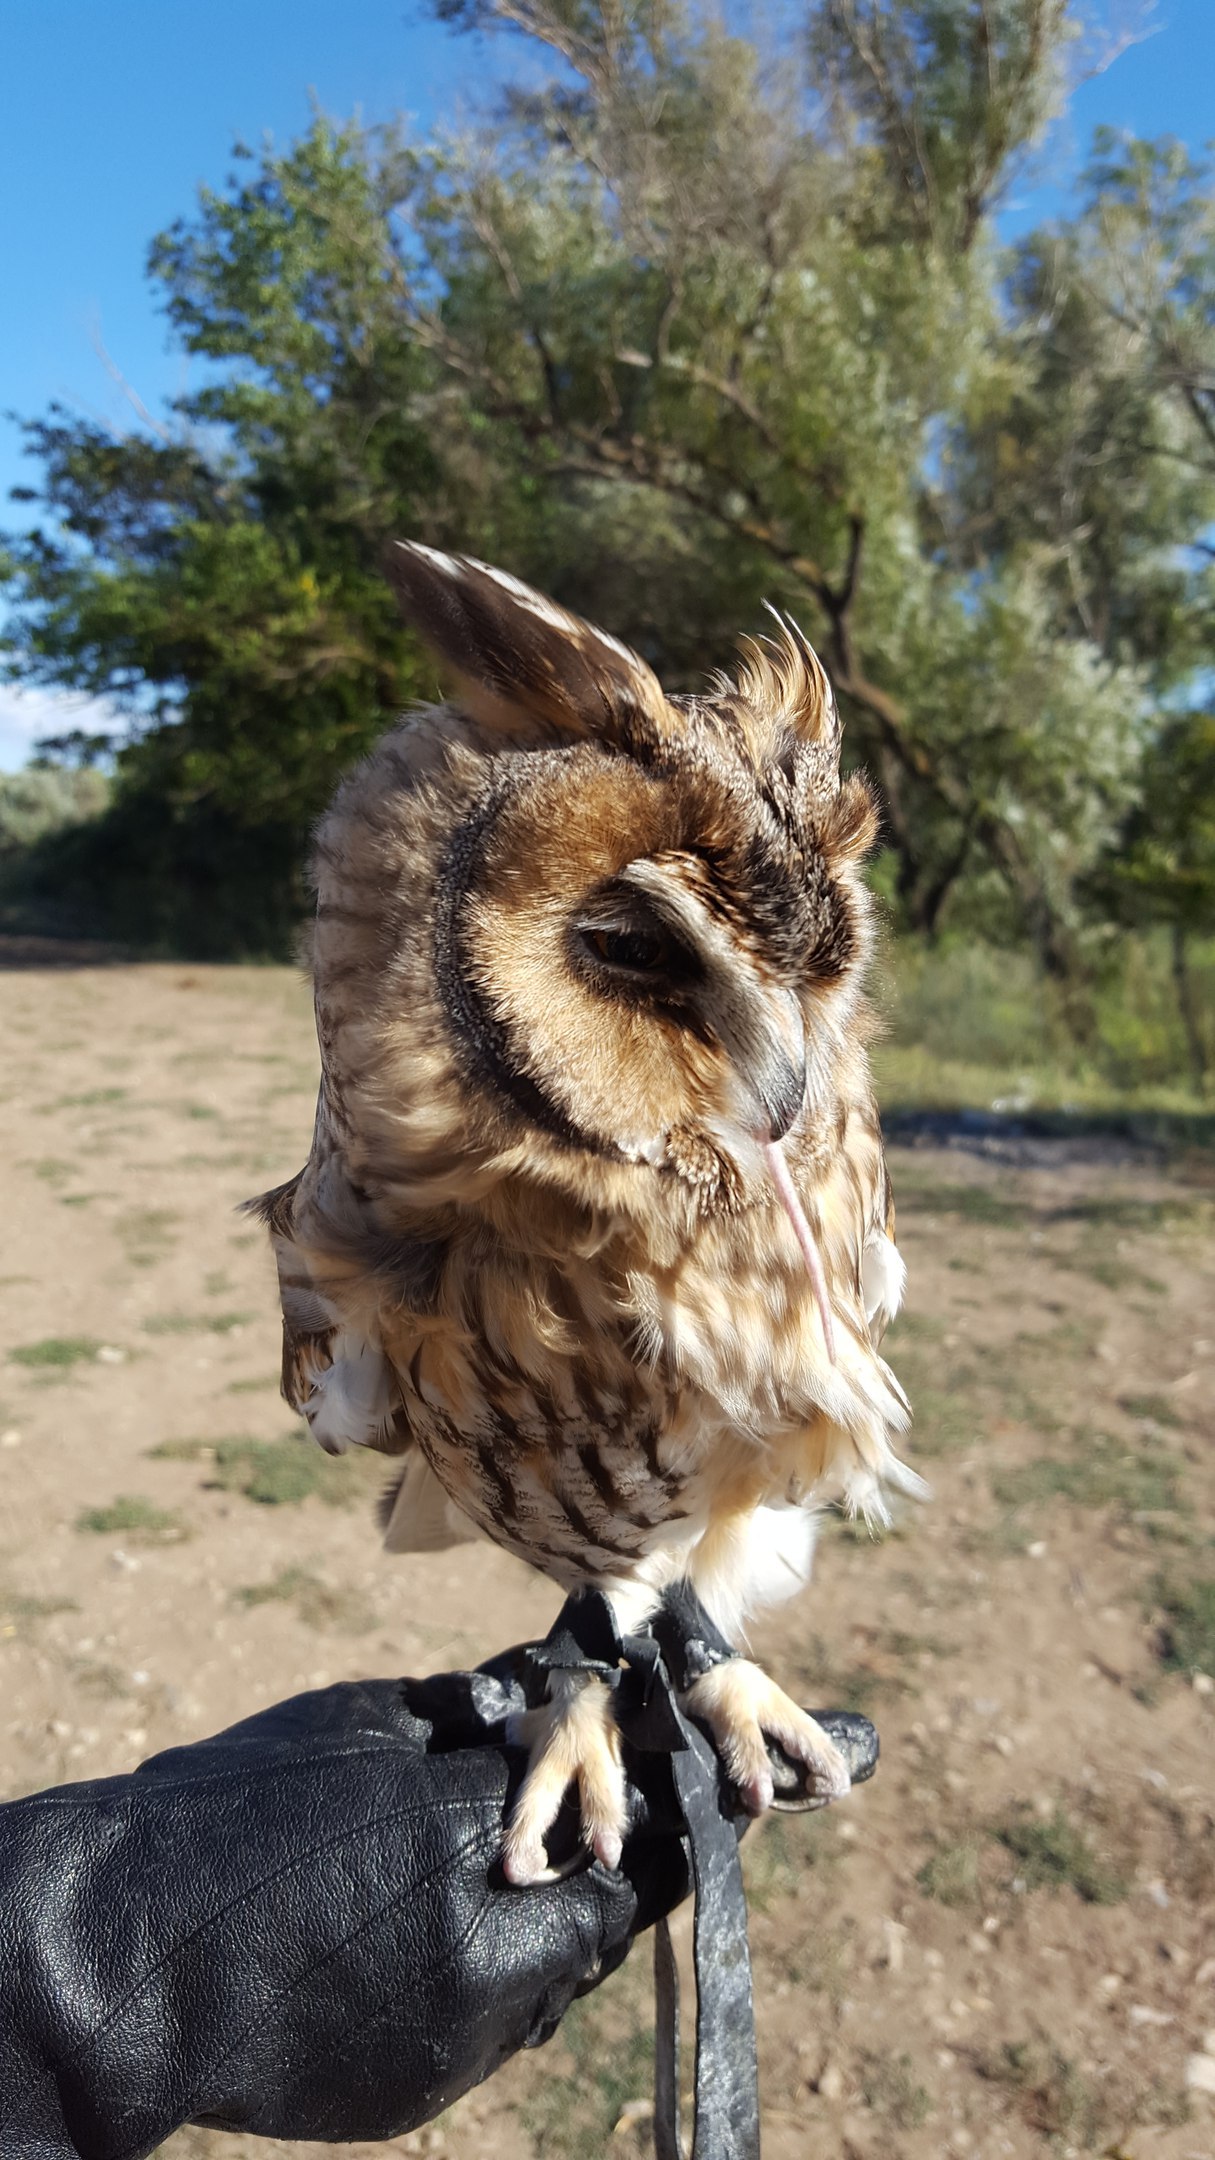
[0,962,1211,2160]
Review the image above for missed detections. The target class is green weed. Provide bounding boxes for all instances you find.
[233,1566,375,1634]
[1121,1391,1183,1428]
[0,1586,77,1638]
[994,1805,1129,1904]
[523,1975,655,2157]
[28,1158,75,1185]
[916,1841,982,1907]
[893,1179,1032,1229]
[859,2051,931,2130]
[9,1335,101,1370]
[113,1207,179,1265]
[150,1433,359,1507]
[142,1311,252,1337]
[1150,1573,1215,1676]
[992,1431,1184,1517]
[47,1087,127,1111]
[76,1494,189,1545]
[978,2041,1107,2148]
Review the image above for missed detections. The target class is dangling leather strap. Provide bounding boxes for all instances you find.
[660,1696,761,2159]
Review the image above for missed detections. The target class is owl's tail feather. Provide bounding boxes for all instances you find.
[763,1141,837,1366]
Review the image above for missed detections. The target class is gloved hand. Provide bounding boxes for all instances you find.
[0,1651,690,2160]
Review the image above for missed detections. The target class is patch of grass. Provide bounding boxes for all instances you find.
[75,1494,190,1545]
[1120,1391,1183,1428]
[1061,1192,1211,1233]
[905,1381,975,1458]
[1150,1572,1215,1676]
[114,1206,179,1266]
[887,1309,947,1342]
[523,1975,655,2157]
[992,1431,1184,1517]
[225,1376,272,1394]
[233,1566,375,1634]
[9,1335,101,1370]
[150,1433,359,1507]
[203,1270,233,1297]
[47,1087,128,1110]
[1015,1315,1102,1359]
[68,1657,133,1698]
[859,2050,931,2130]
[893,1178,1032,1229]
[978,2040,1108,2148]
[0,1586,77,1640]
[27,1157,75,1185]
[993,1805,1129,1904]
[142,1311,252,1337]
[742,1812,837,1912]
[917,1840,981,1907]
[1051,1244,1162,1293]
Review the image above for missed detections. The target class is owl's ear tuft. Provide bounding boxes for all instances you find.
[734,607,841,757]
[384,541,674,751]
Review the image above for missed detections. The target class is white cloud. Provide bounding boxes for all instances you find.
[0,683,124,773]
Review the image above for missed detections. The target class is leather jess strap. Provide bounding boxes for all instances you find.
[521,1590,879,2160]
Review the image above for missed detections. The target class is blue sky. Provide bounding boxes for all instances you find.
[1,0,1213,767]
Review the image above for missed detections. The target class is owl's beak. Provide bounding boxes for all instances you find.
[713,986,836,1361]
[720,985,806,1144]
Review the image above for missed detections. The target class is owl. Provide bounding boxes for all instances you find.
[253,545,919,1883]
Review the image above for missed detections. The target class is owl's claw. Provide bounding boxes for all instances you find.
[502,1669,627,1886]
[684,1657,852,1815]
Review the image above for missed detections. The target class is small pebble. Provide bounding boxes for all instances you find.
[1027,1541,1047,1559]
[0,1428,21,1450]
[1184,2053,1215,2095]
[816,2063,845,2101]
[1192,1672,1213,1696]
[95,1346,127,1366]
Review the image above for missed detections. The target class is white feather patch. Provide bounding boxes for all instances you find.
[862,1236,906,1332]
[687,1504,818,1643]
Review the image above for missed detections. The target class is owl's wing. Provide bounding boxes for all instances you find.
[249,1172,404,1456]
[248,1170,477,1553]
[860,1149,907,1346]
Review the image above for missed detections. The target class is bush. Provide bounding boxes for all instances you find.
[0,767,110,857]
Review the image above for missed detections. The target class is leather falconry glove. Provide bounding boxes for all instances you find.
[0,1591,876,2160]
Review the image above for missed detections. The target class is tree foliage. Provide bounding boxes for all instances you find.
[1,0,1212,1038]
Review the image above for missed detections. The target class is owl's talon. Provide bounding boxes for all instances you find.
[684,1657,852,1813]
[502,1670,627,1886]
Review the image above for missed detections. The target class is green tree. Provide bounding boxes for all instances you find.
[0,0,1208,997]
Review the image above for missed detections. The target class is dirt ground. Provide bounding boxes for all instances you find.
[1,960,1212,2160]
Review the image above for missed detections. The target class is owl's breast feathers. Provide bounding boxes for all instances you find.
[252,1080,916,1592]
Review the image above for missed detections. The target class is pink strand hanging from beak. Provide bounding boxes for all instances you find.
[763,1141,838,1366]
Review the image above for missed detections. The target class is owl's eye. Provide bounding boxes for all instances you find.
[583,926,671,973]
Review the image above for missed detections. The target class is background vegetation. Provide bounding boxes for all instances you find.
[1,0,1212,1090]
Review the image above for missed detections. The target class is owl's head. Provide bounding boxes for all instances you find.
[313,546,879,1297]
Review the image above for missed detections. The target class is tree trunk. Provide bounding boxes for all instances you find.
[1171,922,1208,1093]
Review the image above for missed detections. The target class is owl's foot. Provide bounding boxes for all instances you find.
[684,1657,852,1816]
[502,1669,627,1886]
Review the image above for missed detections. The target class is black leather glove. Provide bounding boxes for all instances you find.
[0,1655,690,2160]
